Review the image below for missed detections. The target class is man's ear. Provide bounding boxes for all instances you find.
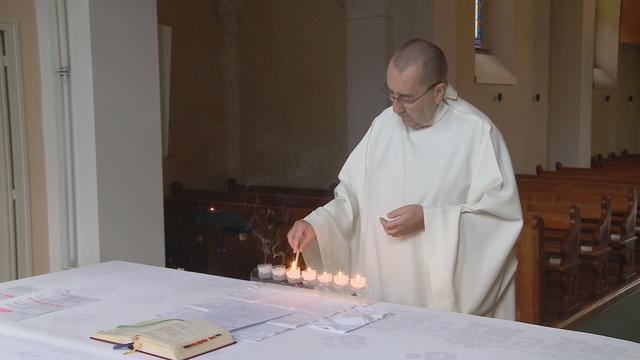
[434,83,446,104]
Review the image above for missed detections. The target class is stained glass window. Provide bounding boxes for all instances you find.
[474,0,485,49]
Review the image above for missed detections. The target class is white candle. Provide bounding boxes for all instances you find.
[317,271,332,285]
[333,271,349,287]
[271,265,286,281]
[301,267,317,283]
[257,263,272,279]
[286,264,301,284]
[349,273,367,290]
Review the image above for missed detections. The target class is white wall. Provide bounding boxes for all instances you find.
[345,0,391,151]
[593,0,620,85]
[88,0,165,265]
[453,0,550,174]
[39,0,165,269]
[592,43,640,155]
[390,0,433,51]
[388,0,457,86]
[36,0,70,271]
[618,45,640,153]
[548,0,594,167]
[67,0,100,267]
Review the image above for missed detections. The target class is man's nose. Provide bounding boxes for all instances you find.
[392,99,405,114]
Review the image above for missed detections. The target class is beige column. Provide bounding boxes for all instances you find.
[345,0,390,151]
[548,0,595,167]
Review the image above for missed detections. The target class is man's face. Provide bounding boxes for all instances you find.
[385,62,444,129]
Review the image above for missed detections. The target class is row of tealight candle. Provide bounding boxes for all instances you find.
[257,262,366,291]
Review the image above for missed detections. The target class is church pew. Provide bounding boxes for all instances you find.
[170,181,329,209]
[226,177,336,198]
[602,161,640,168]
[519,189,635,248]
[620,150,640,158]
[517,182,635,230]
[517,177,638,281]
[588,152,640,167]
[610,150,640,161]
[517,206,582,321]
[592,153,640,168]
[516,176,639,196]
[515,215,545,324]
[517,177,637,221]
[534,167,640,184]
[555,161,640,174]
[164,196,316,279]
[522,198,612,299]
[518,185,638,284]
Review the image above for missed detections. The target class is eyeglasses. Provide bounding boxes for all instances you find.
[382,81,441,106]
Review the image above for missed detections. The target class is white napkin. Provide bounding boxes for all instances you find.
[309,306,391,334]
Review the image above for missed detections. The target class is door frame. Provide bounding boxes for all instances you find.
[0,18,32,279]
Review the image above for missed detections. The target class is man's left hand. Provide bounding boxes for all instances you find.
[379,204,425,237]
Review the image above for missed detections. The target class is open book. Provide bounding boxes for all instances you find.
[91,319,235,360]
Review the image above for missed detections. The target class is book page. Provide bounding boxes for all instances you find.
[93,319,182,343]
[136,319,224,349]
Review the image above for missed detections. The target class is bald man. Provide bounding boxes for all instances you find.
[288,39,522,320]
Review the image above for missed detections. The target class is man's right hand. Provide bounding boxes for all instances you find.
[287,220,317,253]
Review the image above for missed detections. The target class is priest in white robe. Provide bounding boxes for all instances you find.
[288,39,522,320]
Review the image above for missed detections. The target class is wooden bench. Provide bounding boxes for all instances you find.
[517,179,638,283]
[522,198,612,299]
[227,177,336,198]
[164,187,325,278]
[517,206,582,322]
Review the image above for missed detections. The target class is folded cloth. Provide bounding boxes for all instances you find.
[309,306,391,334]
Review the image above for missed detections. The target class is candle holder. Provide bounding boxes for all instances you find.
[332,271,349,293]
[271,265,286,281]
[257,263,272,279]
[316,271,333,291]
[349,274,367,296]
[301,267,317,287]
[286,266,301,284]
[301,278,316,287]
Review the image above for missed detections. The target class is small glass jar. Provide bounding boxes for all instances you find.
[257,263,272,279]
[271,265,286,281]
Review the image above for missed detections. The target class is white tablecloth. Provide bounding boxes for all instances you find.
[0,261,637,360]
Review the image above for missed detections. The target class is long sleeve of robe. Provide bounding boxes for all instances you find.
[303,86,523,318]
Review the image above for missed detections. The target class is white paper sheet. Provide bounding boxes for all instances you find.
[0,289,98,322]
[0,286,41,299]
[228,287,358,316]
[231,323,290,342]
[309,306,391,334]
[224,288,275,303]
[266,312,324,329]
[157,297,293,332]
